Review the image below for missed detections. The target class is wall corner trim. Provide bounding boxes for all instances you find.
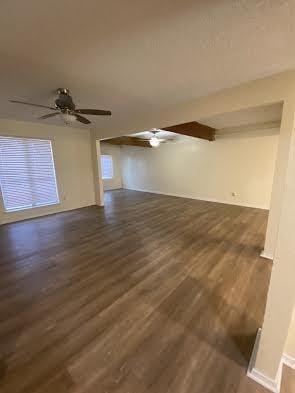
[247,328,281,392]
[247,365,282,393]
[282,353,295,370]
[247,329,295,392]
[260,250,274,261]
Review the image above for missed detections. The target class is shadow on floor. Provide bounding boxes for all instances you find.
[138,273,261,368]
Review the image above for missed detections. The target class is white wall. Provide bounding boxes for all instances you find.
[121,134,278,209]
[100,142,122,191]
[0,119,95,224]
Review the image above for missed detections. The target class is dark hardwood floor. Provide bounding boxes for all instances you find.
[0,189,292,393]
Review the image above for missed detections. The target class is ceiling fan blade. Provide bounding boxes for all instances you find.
[39,112,60,120]
[75,109,111,116]
[75,114,91,124]
[9,100,56,110]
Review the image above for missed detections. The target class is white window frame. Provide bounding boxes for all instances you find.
[0,135,60,213]
[101,154,114,180]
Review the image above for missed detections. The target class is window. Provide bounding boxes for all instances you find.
[0,136,59,212]
[101,155,113,179]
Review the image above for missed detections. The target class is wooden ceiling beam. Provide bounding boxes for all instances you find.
[162,121,215,141]
[102,121,215,147]
[102,136,152,148]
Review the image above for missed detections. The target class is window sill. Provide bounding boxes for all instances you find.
[4,201,61,214]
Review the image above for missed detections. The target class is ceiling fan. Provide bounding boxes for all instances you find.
[140,129,175,147]
[9,88,112,125]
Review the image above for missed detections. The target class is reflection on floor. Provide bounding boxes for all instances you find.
[0,189,293,393]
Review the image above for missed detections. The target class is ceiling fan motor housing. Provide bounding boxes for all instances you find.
[55,88,75,111]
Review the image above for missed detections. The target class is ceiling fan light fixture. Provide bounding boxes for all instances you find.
[149,136,160,147]
[9,88,111,125]
[61,112,77,124]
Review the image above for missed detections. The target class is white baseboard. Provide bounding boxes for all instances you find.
[123,187,269,210]
[247,329,295,392]
[248,366,282,393]
[247,329,283,392]
[282,353,295,370]
[260,250,274,261]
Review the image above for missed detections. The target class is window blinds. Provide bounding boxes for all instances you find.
[101,155,114,179]
[0,136,59,212]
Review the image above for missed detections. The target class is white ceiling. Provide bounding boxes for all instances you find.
[129,102,283,141]
[0,1,294,130]
[201,102,283,130]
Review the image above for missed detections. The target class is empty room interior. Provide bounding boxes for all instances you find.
[1,2,295,393]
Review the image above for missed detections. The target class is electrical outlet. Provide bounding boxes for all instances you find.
[231,192,237,197]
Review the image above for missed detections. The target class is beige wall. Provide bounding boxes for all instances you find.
[253,98,295,381]
[121,133,278,209]
[263,99,295,259]
[285,309,295,359]
[100,143,122,191]
[91,130,104,207]
[0,119,95,224]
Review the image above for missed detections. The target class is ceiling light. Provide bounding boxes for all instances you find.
[61,112,77,124]
[150,136,160,147]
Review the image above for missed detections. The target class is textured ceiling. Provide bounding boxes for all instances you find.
[128,102,283,141]
[201,102,283,129]
[0,0,294,130]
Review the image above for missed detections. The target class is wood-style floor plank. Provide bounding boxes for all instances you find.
[0,189,291,393]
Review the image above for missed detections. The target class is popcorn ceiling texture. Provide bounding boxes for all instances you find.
[0,0,294,129]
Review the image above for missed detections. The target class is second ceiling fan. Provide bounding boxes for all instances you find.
[140,129,175,147]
